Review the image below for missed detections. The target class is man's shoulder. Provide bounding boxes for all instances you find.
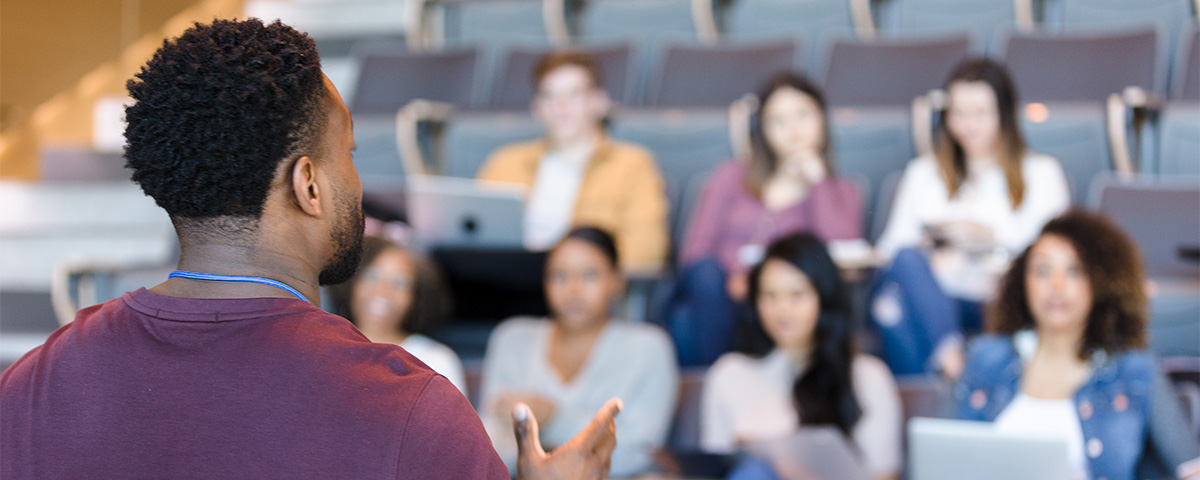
[487,140,545,165]
[603,140,658,169]
[398,374,509,477]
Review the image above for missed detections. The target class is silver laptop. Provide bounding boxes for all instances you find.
[908,417,1069,480]
[745,427,872,480]
[405,174,526,248]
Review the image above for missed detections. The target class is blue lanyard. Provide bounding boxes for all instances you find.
[168,270,309,303]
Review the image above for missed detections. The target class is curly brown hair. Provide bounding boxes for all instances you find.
[989,209,1148,359]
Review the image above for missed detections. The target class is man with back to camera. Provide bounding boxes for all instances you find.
[0,18,620,479]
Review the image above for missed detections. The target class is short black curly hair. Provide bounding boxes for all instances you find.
[124,18,327,222]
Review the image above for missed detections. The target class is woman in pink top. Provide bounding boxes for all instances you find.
[665,72,864,366]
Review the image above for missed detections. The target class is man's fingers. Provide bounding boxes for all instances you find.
[592,422,617,456]
[512,402,545,458]
[578,397,623,448]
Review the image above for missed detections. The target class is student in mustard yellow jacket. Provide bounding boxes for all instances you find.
[478,51,668,273]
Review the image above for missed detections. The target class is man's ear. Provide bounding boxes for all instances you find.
[290,156,324,218]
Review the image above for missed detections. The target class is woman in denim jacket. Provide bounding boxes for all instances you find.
[956,210,1200,480]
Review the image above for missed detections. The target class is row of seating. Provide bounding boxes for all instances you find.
[385,0,1198,101]
[344,25,1199,115]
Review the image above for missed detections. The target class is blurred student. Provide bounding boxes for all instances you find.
[330,236,466,395]
[872,58,1070,377]
[670,72,864,365]
[958,210,1200,480]
[701,233,901,480]
[478,52,669,272]
[480,227,678,478]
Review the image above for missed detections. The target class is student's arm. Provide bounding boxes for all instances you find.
[999,155,1071,252]
[809,177,866,241]
[874,160,928,259]
[616,150,670,272]
[1147,367,1200,479]
[679,164,735,268]
[606,330,680,477]
[479,321,535,471]
[851,356,904,480]
[698,358,737,453]
[478,144,535,185]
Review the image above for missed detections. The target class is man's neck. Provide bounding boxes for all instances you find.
[153,241,322,307]
[548,128,600,155]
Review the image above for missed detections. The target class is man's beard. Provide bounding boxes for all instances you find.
[318,190,365,286]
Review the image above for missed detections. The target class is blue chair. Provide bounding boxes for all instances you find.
[823,36,970,107]
[443,0,555,107]
[1045,0,1191,96]
[722,0,860,75]
[1089,174,1200,359]
[351,113,406,191]
[1158,104,1200,176]
[577,0,701,104]
[350,44,480,113]
[1002,28,1161,102]
[1021,102,1109,205]
[647,40,797,108]
[829,106,915,230]
[1173,26,1200,102]
[442,112,544,178]
[880,0,1021,55]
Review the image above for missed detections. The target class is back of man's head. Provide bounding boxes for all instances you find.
[124,18,326,231]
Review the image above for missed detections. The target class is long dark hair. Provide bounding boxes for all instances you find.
[552,226,620,269]
[329,236,452,336]
[745,72,835,197]
[739,233,861,436]
[935,58,1027,206]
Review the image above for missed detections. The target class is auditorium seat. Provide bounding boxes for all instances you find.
[1090,175,1200,359]
[577,0,701,104]
[1173,26,1200,101]
[1045,0,1191,91]
[349,44,480,113]
[490,43,635,109]
[829,106,916,233]
[1002,28,1162,102]
[666,366,707,452]
[880,0,1022,54]
[823,35,970,107]
[350,113,407,192]
[609,108,730,240]
[647,40,797,108]
[673,170,713,251]
[442,0,553,46]
[1158,104,1200,175]
[870,171,905,244]
[1090,174,1200,279]
[442,112,543,178]
[1021,101,1110,205]
[442,0,557,107]
[721,0,861,75]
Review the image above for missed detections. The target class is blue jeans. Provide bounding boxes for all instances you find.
[663,258,737,366]
[726,457,779,480]
[870,249,982,375]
